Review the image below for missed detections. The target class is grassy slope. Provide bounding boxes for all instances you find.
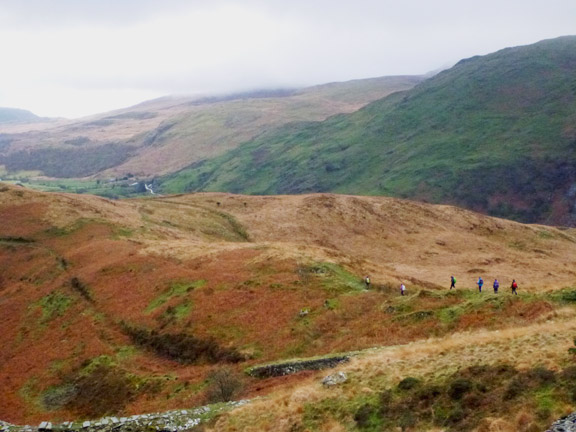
[0,76,422,179]
[161,36,576,225]
[3,185,576,428]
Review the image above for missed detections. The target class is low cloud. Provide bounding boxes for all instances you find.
[0,0,574,117]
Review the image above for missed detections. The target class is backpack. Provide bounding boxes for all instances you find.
[512,281,518,289]
[494,281,499,288]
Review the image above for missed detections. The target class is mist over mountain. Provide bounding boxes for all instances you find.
[0,75,422,179]
[160,36,576,225]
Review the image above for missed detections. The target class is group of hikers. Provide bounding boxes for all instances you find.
[362,275,519,296]
[450,275,518,295]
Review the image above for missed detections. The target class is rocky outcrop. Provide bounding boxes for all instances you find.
[0,401,249,432]
[321,371,348,386]
[548,413,576,432]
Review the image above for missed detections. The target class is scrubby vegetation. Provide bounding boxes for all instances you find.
[34,291,74,322]
[121,323,245,364]
[302,364,575,431]
[204,368,244,403]
[69,277,93,303]
[42,356,162,419]
[0,143,135,177]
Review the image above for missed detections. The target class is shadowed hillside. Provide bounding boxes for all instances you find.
[2,185,576,430]
[163,36,576,226]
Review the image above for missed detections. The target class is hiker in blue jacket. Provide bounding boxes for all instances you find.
[493,279,499,294]
[477,277,484,293]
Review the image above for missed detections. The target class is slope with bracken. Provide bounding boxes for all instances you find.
[1,184,576,429]
[0,76,422,180]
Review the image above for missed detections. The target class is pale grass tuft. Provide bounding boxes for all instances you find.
[320,420,347,432]
[474,418,516,432]
[514,409,536,432]
[289,384,324,404]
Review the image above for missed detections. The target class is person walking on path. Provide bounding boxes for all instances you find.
[511,279,518,295]
[400,283,406,296]
[364,275,371,289]
[450,275,456,290]
[493,279,499,294]
[477,277,484,293]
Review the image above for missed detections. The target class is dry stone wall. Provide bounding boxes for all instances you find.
[0,402,249,432]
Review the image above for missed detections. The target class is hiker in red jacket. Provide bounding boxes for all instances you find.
[511,279,518,295]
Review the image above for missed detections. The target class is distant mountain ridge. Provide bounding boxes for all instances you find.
[160,36,576,225]
[0,75,423,178]
[0,107,39,124]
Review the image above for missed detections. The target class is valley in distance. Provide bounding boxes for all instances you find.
[2,35,576,432]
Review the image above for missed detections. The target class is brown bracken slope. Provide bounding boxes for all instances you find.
[1,184,575,425]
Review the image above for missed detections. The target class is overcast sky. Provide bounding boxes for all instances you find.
[0,0,574,118]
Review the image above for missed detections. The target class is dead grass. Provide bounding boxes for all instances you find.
[208,317,576,431]
[2,184,576,426]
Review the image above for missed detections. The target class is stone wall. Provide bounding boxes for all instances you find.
[247,355,350,378]
[0,401,249,432]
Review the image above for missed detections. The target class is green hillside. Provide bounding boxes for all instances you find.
[0,76,422,181]
[160,36,576,225]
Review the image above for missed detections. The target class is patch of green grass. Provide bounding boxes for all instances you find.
[299,262,366,294]
[534,387,557,419]
[34,291,74,322]
[114,345,138,362]
[111,227,135,239]
[161,300,193,323]
[19,377,43,415]
[508,240,527,251]
[323,298,340,310]
[538,230,554,239]
[550,288,576,304]
[216,211,250,241]
[145,280,206,313]
[436,306,463,324]
[43,218,99,238]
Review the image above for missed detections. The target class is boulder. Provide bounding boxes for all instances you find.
[322,371,348,386]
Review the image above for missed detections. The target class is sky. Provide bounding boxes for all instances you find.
[0,0,574,119]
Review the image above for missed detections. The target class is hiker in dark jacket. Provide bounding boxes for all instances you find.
[450,275,456,290]
[493,279,499,294]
